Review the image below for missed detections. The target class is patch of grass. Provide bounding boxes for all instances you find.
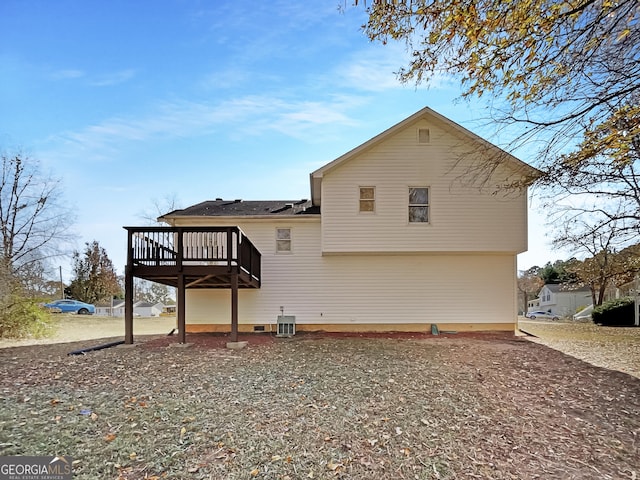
[519,319,640,378]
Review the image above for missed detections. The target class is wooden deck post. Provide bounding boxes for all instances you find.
[231,273,238,342]
[124,264,134,344]
[177,273,186,344]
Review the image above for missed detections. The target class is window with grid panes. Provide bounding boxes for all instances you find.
[359,186,375,213]
[409,187,429,223]
[276,228,291,253]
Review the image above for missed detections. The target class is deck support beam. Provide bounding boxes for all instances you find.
[231,273,238,342]
[124,265,134,344]
[177,274,186,344]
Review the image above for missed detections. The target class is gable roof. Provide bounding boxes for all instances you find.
[309,106,540,206]
[135,301,157,308]
[544,284,592,293]
[160,198,319,221]
[95,300,125,308]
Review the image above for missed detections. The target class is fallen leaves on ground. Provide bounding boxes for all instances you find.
[0,329,638,479]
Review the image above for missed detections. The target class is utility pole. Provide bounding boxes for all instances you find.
[59,266,64,299]
[635,275,639,327]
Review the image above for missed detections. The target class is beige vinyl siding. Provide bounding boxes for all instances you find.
[178,219,517,328]
[320,119,528,254]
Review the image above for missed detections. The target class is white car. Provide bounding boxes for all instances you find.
[525,310,559,321]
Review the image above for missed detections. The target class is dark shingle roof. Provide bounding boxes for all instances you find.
[545,284,592,293]
[166,199,319,217]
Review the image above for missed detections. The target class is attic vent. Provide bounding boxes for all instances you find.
[277,315,295,337]
[418,128,430,144]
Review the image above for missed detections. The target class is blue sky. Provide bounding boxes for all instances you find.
[0,0,563,279]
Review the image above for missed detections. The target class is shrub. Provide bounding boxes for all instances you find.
[592,297,637,326]
[0,295,56,339]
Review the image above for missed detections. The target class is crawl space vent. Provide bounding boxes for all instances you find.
[277,315,296,337]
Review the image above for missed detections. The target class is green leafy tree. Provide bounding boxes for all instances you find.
[134,278,173,304]
[69,241,121,304]
[538,260,577,285]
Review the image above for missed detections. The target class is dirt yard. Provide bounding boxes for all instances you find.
[0,322,639,479]
[518,319,640,379]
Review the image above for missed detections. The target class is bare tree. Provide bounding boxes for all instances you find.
[544,102,640,244]
[0,151,72,294]
[517,267,544,313]
[134,195,181,303]
[137,193,182,226]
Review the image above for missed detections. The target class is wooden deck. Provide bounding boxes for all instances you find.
[123,226,262,344]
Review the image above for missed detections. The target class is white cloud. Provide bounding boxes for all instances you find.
[47,68,136,86]
[41,94,368,162]
[49,69,85,80]
[90,69,136,87]
[335,43,453,92]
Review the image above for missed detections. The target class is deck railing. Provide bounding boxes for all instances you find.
[124,226,261,283]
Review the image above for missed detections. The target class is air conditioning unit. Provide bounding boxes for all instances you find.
[277,315,295,337]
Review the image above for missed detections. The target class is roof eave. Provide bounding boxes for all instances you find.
[160,213,321,224]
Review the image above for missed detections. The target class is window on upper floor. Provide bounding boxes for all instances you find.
[276,228,292,253]
[409,187,429,223]
[359,186,375,213]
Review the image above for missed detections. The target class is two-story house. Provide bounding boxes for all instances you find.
[530,284,593,318]
[124,107,538,343]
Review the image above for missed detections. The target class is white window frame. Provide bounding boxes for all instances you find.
[408,186,430,223]
[275,227,292,254]
[359,186,376,213]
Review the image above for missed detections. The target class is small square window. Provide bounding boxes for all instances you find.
[276,228,291,253]
[359,187,375,213]
[409,187,429,223]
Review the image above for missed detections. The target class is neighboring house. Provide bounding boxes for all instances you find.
[531,284,592,318]
[95,300,125,317]
[134,301,163,317]
[96,300,162,317]
[123,106,537,339]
